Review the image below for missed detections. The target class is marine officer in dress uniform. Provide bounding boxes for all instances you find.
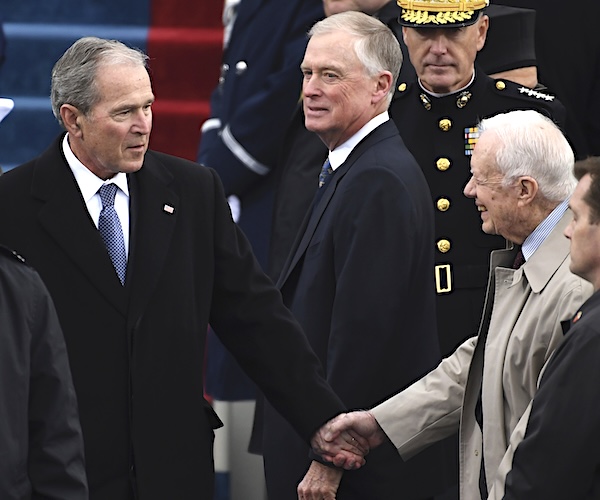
[391,0,566,356]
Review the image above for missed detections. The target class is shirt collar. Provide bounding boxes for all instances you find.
[62,133,129,202]
[328,111,389,170]
[521,199,569,261]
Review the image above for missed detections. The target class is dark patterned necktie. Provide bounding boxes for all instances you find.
[98,184,127,285]
[318,159,333,188]
[512,249,525,269]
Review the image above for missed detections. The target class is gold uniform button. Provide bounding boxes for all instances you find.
[496,80,506,91]
[437,198,450,211]
[439,118,452,132]
[398,82,407,92]
[436,158,451,171]
[437,239,451,253]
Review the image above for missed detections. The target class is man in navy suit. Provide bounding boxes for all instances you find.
[261,12,444,499]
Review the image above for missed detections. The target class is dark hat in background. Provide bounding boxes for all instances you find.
[397,0,489,28]
[477,5,537,74]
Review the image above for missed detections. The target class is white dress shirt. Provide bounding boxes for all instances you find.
[62,134,130,257]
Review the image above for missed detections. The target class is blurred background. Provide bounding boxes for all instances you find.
[0,0,223,171]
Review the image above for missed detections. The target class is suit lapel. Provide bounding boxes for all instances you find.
[32,138,128,315]
[277,122,394,288]
[125,152,179,331]
[277,171,339,288]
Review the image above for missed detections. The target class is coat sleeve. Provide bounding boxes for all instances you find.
[206,168,345,442]
[26,269,89,499]
[372,336,475,459]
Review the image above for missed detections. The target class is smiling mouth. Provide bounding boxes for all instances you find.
[478,205,487,212]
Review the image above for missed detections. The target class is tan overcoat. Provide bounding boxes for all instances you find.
[373,210,593,500]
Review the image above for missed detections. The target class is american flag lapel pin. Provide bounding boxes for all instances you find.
[163,204,175,214]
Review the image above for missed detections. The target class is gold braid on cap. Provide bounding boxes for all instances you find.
[398,0,489,25]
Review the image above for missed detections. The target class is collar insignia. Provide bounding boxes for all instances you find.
[419,93,432,110]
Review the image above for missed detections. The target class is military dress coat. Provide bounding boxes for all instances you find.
[0,246,88,499]
[262,120,446,499]
[0,135,346,500]
[371,211,593,500]
[390,70,566,355]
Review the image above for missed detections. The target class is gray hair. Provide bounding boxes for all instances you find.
[308,11,402,105]
[51,36,149,128]
[478,109,576,202]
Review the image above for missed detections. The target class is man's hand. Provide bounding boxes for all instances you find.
[311,410,386,470]
[297,461,343,500]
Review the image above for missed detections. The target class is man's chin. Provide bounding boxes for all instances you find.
[421,73,455,93]
[121,161,144,173]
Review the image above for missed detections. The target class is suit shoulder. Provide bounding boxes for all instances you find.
[146,149,202,169]
[145,150,216,180]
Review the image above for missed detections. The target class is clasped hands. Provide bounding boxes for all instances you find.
[310,410,386,470]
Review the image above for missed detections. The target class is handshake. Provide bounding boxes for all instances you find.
[310,410,386,470]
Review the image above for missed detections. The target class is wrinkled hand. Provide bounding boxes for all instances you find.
[297,461,343,500]
[312,423,368,470]
[312,411,386,469]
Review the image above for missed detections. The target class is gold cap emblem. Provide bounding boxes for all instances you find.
[398,0,489,27]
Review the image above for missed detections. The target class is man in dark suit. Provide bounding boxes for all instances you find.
[0,36,363,500]
[262,12,443,499]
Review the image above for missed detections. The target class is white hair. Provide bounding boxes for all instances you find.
[308,11,402,105]
[479,109,576,201]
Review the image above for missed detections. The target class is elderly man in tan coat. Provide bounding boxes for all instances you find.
[305,109,594,500]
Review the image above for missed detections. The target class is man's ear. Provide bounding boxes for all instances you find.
[60,104,83,137]
[517,176,539,206]
[476,14,489,52]
[372,71,393,105]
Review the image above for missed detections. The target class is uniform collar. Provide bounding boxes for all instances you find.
[418,69,476,98]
